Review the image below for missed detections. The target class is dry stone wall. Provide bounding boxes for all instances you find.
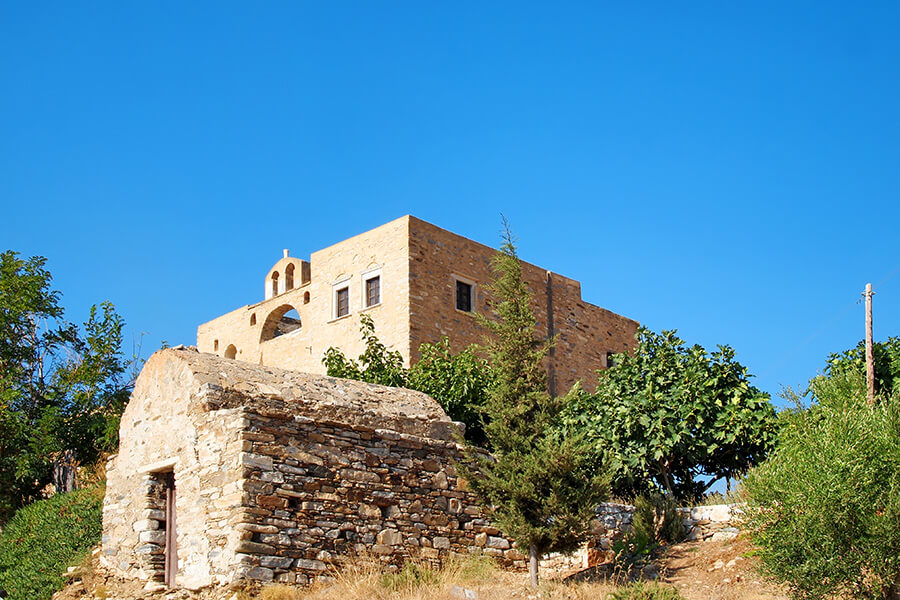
[234,404,521,585]
[102,350,247,589]
[542,502,745,571]
[103,348,521,590]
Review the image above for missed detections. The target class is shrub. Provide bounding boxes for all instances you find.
[632,494,681,547]
[0,486,103,600]
[613,494,681,565]
[379,560,442,592]
[743,370,900,599]
[606,581,686,600]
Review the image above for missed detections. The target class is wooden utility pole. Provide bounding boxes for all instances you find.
[865,283,875,405]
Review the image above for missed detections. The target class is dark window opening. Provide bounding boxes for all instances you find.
[455,280,473,312]
[336,287,350,318]
[250,314,256,326]
[271,271,279,297]
[365,276,380,307]
[303,291,310,304]
[606,352,617,368]
[285,264,295,291]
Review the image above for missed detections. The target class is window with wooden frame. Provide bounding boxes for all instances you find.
[361,267,382,309]
[335,286,350,318]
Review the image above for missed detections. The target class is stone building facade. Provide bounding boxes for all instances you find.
[101,348,519,590]
[197,215,638,394]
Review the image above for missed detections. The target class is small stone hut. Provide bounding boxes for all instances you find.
[101,348,517,589]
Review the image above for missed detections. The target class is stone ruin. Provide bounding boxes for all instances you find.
[101,348,519,590]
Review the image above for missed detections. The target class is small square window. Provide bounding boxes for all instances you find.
[365,276,380,307]
[606,352,617,368]
[336,287,350,318]
[456,280,473,312]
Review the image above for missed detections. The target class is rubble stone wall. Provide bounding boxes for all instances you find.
[543,503,744,571]
[234,405,521,586]
[101,350,248,589]
[103,349,521,590]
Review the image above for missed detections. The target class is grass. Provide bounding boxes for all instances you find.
[0,486,104,600]
[254,552,691,600]
[607,582,686,600]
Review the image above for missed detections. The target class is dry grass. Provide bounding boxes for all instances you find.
[264,553,620,600]
[257,583,304,600]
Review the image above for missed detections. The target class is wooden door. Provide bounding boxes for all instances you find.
[163,472,177,586]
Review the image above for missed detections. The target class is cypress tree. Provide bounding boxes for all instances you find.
[458,222,608,587]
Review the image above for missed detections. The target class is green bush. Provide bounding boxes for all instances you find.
[613,494,682,565]
[743,371,900,599]
[632,494,681,546]
[607,581,686,600]
[379,561,441,591]
[0,486,103,600]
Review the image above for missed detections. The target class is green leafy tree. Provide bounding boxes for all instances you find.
[825,336,900,398]
[322,314,407,387]
[744,368,900,600]
[0,251,134,521]
[323,316,492,443]
[563,328,777,502]
[407,338,492,445]
[458,224,608,588]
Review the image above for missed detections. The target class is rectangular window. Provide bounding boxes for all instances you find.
[365,276,380,307]
[456,280,473,312]
[336,287,350,318]
[606,351,617,368]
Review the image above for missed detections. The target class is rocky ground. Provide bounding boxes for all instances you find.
[54,536,788,600]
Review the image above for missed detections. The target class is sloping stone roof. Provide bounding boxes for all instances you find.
[135,347,459,441]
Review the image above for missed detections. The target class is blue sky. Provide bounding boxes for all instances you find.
[1,2,898,406]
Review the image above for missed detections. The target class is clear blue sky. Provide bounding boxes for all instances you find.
[2,2,898,406]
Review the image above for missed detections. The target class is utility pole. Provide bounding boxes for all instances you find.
[864,283,875,405]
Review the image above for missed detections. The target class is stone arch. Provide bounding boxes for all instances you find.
[224,344,237,360]
[260,304,302,342]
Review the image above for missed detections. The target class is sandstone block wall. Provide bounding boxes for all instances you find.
[197,215,638,394]
[407,217,638,393]
[197,217,412,376]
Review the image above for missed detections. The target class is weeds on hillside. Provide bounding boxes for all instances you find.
[0,486,103,600]
[266,552,627,600]
[607,581,686,600]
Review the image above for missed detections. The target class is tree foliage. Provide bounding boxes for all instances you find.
[744,368,900,600]
[563,328,777,502]
[457,224,608,587]
[406,338,492,445]
[0,251,134,521]
[322,314,492,443]
[825,336,900,398]
[322,314,407,387]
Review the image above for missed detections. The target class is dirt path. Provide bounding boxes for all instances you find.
[662,537,788,600]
